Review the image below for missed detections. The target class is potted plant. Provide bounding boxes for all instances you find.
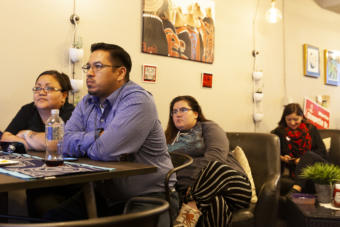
[300,163,340,203]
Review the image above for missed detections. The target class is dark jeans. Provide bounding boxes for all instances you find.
[26,184,81,218]
[45,190,179,227]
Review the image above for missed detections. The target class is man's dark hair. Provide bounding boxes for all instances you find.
[91,42,132,82]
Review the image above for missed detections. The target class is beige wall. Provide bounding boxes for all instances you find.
[0,0,339,133]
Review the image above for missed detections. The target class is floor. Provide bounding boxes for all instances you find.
[7,191,291,226]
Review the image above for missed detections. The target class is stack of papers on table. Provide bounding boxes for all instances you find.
[0,159,19,166]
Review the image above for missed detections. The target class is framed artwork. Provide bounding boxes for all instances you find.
[303,44,320,77]
[142,0,215,64]
[142,64,157,83]
[324,49,340,86]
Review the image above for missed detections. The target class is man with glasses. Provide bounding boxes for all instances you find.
[50,43,177,225]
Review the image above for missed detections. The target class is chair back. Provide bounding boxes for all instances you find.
[318,129,340,166]
[164,152,193,226]
[227,132,280,191]
[0,197,169,227]
[227,132,281,227]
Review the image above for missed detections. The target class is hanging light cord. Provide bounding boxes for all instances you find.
[252,0,261,132]
[252,0,260,72]
[72,0,78,48]
[70,0,77,104]
[282,0,287,102]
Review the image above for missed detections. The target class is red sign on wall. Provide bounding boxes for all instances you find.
[202,73,213,88]
[303,98,330,129]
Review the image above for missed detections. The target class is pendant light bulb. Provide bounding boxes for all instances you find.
[265,0,282,24]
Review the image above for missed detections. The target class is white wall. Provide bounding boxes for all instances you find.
[0,0,339,133]
[284,0,340,128]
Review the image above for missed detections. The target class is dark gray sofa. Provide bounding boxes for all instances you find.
[227,132,281,227]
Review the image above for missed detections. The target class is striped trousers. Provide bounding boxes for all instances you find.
[187,161,252,227]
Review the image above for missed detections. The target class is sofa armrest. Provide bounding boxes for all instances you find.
[254,174,280,227]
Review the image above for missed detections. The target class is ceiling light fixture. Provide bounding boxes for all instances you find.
[265,0,282,24]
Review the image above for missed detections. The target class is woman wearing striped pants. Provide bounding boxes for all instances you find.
[165,96,252,227]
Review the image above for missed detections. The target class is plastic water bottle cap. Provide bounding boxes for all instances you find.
[51,109,59,115]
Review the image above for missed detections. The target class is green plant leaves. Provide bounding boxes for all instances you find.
[300,163,340,185]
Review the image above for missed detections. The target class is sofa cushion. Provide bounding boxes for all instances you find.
[322,137,331,153]
[232,146,258,203]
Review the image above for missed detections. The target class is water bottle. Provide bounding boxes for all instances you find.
[45,109,64,167]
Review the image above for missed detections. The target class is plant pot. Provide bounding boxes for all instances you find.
[314,183,332,203]
[252,71,263,81]
[70,79,83,93]
[253,113,264,122]
[69,48,84,63]
[253,92,264,102]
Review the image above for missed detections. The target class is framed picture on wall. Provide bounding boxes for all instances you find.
[324,49,340,86]
[142,0,215,64]
[142,64,157,83]
[303,44,320,77]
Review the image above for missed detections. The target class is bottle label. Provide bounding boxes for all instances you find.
[47,126,54,140]
[46,125,64,140]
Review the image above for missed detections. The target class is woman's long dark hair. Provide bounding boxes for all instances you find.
[278,103,307,127]
[165,96,208,144]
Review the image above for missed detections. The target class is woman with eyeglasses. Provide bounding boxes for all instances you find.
[165,96,251,227]
[0,70,75,218]
[1,70,74,151]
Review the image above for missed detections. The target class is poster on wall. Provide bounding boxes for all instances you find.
[303,98,330,129]
[324,49,340,86]
[142,0,215,64]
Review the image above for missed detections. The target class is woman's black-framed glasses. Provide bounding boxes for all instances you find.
[32,86,62,93]
[82,63,121,73]
[171,107,193,116]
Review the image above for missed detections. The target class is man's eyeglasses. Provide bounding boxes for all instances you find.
[82,63,121,73]
[32,86,62,93]
[171,107,193,116]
